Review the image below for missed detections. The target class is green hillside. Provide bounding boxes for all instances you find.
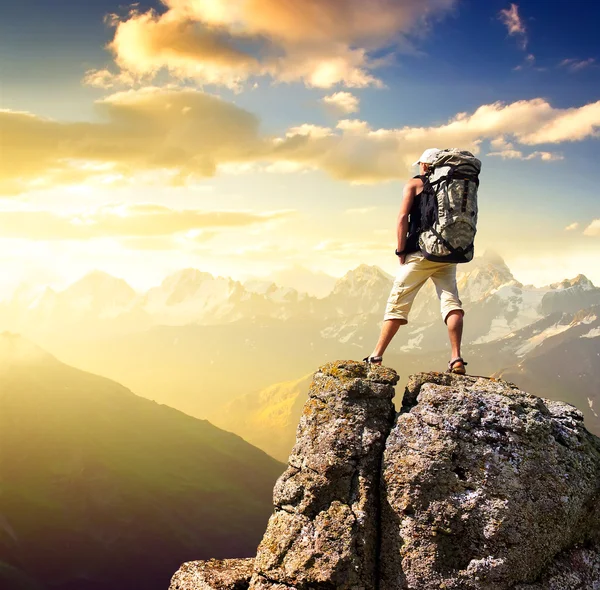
[0,333,284,590]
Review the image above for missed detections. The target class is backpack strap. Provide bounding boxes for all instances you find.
[415,174,432,188]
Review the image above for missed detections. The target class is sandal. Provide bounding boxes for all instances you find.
[363,355,383,365]
[447,357,467,375]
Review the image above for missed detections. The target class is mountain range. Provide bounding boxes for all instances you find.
[1,252,598,457]
[5,252,597,350]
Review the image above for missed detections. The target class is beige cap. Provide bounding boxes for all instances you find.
[412,148,441,166]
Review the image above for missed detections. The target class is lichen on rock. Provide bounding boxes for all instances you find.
[169,558,254,590]
[250,360,398,590]
[381,372,600,590]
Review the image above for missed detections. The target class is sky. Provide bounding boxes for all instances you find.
[1,0,599,297]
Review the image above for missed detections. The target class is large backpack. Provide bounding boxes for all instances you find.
[418,148,481,263]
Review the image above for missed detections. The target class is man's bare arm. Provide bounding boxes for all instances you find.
[396,178,421,256]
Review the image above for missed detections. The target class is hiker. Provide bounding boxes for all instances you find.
[363,148,481,375]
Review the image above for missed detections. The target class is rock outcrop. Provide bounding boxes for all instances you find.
[170,361,600,590]
[381,372,600,589]
[250,361,397,590]
[170,559,254,590]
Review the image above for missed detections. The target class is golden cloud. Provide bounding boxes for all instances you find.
[0,204,293,240]
[108,9,260,88]
[2,90,599,192]
[83,68,138,89]
[95,0,458,89]
[323,92,360,115]
[268,98,595,180]
[584,220,600,237]
[0,88,263,194]
[519,100,600,143]
[171,0,453,43]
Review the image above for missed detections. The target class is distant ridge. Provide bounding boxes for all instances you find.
[0,334,284,590]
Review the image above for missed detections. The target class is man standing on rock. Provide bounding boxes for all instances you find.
[363,148,467,374]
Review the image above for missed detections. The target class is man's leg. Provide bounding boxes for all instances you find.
[369,318,405,361]
[446,310,465,370]
[367,254,432,364]
[431,263,465,371]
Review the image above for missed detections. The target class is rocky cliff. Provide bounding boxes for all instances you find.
[170,361,600,590]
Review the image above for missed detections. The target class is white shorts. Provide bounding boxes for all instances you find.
[383,252,464,324]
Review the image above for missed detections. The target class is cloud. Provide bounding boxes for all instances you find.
[514,54,542,71]
[322,92,360,114]
[0,204,293,240]
[271,98,582,181]
[559,58,597,72]
[487,148,525,159]
[529,151,563,161]
[2,90,599,191]
[285,124,334,138]
[336,119,371,133]
[519,100,600,143]
[584,219,600,237]
[490,137,513,150]
[487,148,563,161]
[108,8,261,89]
[83,68,138,89]
[174,0,455,43]
[94,0,458,89]
[565,222,579,231]
[498,3,527,48]
[0,88,264,194]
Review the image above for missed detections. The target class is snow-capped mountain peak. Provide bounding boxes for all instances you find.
[158,268,215,292]
[331,264,392,297]
[541,274,599,315]
[457,253,520,303]
[243,279,278,296]
[243,280,306,304]
[143,268,240,312]
[550,274,595,291]
[63,270,138,302]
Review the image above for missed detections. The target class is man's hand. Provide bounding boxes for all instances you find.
[398,254,406,265]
